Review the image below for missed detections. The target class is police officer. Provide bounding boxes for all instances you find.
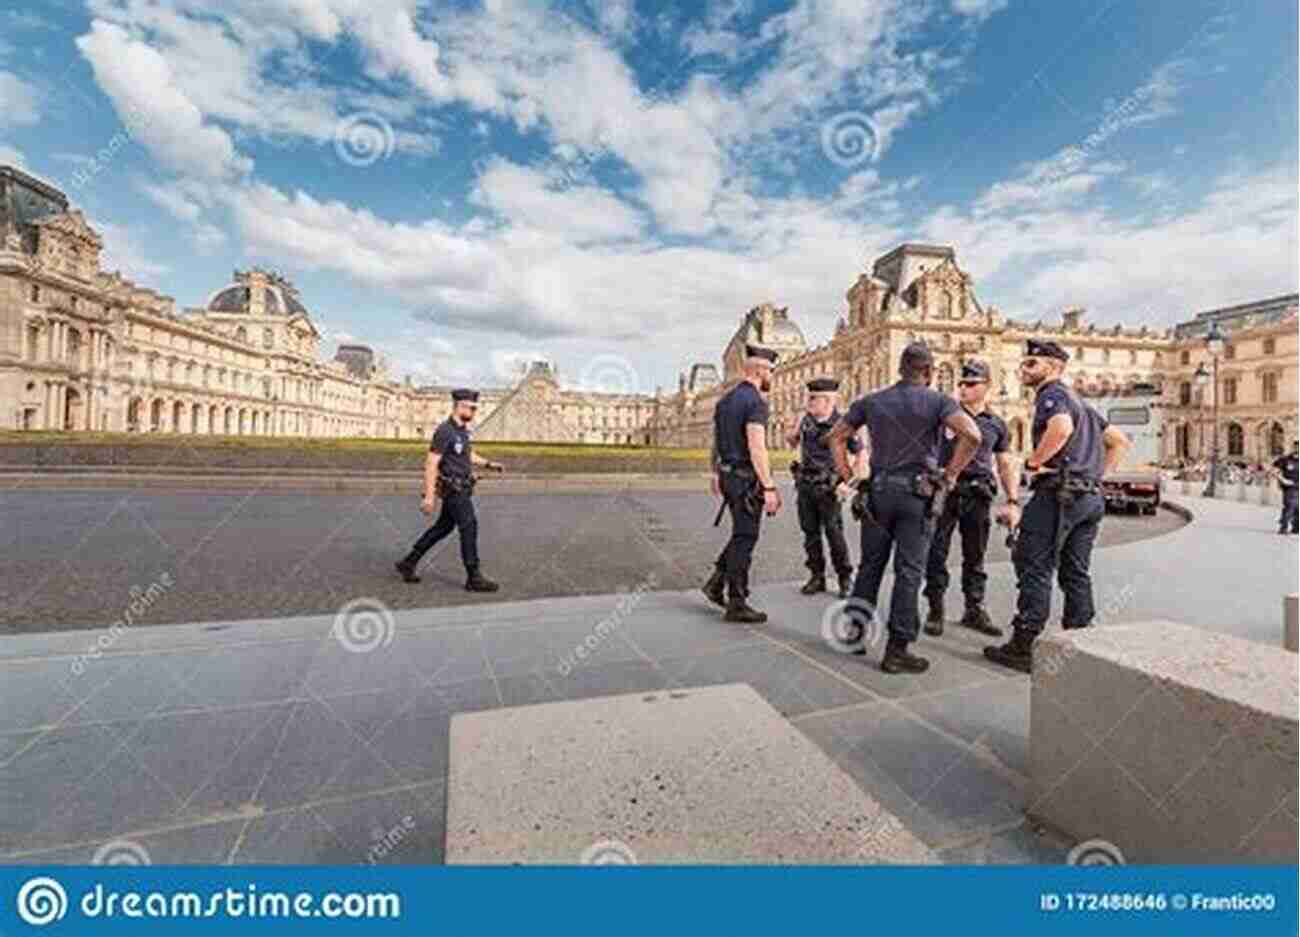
[396,388,505,592]
[922,360,1019,637]
[785,378,863,598]
[827,342,981,674]
[984,339,1130,673]
[702,344,782,623]
[1273,441,1299,534]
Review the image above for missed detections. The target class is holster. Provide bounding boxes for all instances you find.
[955,476,997,515]
[912,469,947,520]
[849,479,875,525]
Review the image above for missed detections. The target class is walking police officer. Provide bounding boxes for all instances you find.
[922,360,1019,637]
[396,388,505,592]
[702,345,782,623]
[984,339,1130,673]
[827,342,981,674]
[1272,441,1298,535]
[785,378,863,598]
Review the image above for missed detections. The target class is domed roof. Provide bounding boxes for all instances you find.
[204,269,310,317]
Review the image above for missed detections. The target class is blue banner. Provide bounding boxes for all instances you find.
[1,866,1295,936]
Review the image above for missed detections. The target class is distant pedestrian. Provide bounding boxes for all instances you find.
[1274,442,1299,535]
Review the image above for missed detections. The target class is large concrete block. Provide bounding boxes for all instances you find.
[1029,622,1298,864]
[446,683,935,864]
[1285,594,1298,653]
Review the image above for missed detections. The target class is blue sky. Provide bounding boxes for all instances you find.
[1,0,1295,394]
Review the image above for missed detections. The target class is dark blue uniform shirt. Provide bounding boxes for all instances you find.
[845,381,959,475]
[1274,453,1298,487]
[430,418,474,479]
[799,410,861,472]
[1032,380,1107,479]
[939,407,1008,482]
[713,381,770,470]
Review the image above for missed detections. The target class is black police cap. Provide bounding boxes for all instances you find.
[1026,338,1069,361]
[960,360,991,382]
[806,378,840,393]
[745,344,779,363]
[451,388,480,402]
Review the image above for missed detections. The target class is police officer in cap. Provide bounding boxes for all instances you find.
[922,360,1019,637]
[785,377,863,598]
[702,344,782,623]
[827,342,982,674]
[1272,441,1298,535]
[984,339,1130,673]
[396,388,505,592]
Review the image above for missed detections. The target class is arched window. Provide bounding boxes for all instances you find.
[235,326,248,343]
[1175,423,1190,460]
[936,363,954,395]
[941,292,954,319]
[1227,422,1244,457]
[1270,422,1286,456]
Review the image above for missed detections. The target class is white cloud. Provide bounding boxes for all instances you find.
[0,71,40,127]
[0,142,26,167]
[951,0,1008,20]
[93,218,171,281]
[76,20,253,180]
[136,178,202,222]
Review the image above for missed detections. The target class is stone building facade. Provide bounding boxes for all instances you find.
[647,244,1175,456]
[0,165,654,443]
[1160,294,1298,464]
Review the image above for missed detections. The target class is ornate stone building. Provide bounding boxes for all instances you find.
[1161,294,1298,464]
[0,164,655,443]
[648,244,1174,455]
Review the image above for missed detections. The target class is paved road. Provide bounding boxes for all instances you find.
[1,488,1183,634]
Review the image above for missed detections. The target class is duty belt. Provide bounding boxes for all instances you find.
[791,460,837,493]
[717,462,756,478]
[713,463,762,525]
[436,474,476,497]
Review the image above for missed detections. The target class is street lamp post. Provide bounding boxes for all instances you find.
[1201,322,1225,498]
[1193,362,1209,466]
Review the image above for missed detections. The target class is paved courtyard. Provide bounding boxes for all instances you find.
[0,495,1292,865]
[1,486,1181,633]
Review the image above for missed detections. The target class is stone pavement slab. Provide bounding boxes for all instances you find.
[445,683,935,864]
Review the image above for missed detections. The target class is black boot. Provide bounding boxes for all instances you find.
[702,568,727,608]
[465,569,500,593]
[881,637,929,674]
[983,628,1034,673]
[723,592,767,624]
[923,594,944,636]
[1061,620,1090,631]
[837,571,853,599]
[960,604,1002,636]
[395,557,421,583]
[800,573,826,595]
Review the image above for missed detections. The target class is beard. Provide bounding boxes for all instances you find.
[760,377,772,392]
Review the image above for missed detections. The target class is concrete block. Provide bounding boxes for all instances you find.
[1030,622,1298,864]
[1286,595,1298,653]
[446,683,935,864]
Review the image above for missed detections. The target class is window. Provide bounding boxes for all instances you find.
[30,285,40,302]
[263,328,273,348]
[1178,382,1191,406]
[1263,373,1279,404]
[1106,406,1150,426]
[1129,349,1138,364]
[1224,343,1235,360]
[1263,337,1276,355]
[1180,349,1189,365]
[1223,377,1237,405]
[1227,423,1244,456]
[26,325,39,360]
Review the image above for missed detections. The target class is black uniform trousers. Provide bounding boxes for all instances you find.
[714,472,762,599]
[1278,487,1298,533]
[1011,487,1104,634]
[851,476,931,643]
[408,489,480,572]
[796,484,852,577]
[923,488,992,607]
